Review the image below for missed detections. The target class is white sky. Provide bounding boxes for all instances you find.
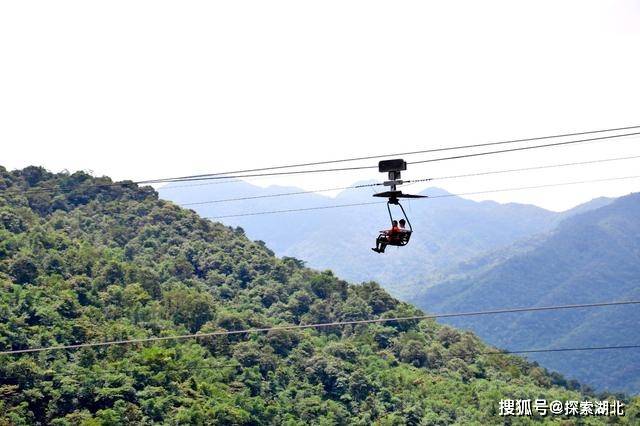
[1,0,639,211]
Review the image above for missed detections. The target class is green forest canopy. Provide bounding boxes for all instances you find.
[0,166,637,425]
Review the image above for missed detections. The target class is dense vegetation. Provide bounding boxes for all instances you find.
[411,193,640,394]
[0,166,637,424]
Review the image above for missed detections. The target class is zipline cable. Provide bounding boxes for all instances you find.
[493,344,640,356]
[1,300,638,356]
[178,154,640,207]
[181,185,365,206]
[407,154,640,184]
[206,174,640,219]
[139,131,640,184]
[2,128,639,198]
[38,344,640,378]
[136,125,640,184]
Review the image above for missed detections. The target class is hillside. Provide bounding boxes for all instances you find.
[410,193,640,394]
[160,181,596,299]
[0,166,631,424]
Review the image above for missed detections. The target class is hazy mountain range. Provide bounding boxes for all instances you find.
[159,180,613,299]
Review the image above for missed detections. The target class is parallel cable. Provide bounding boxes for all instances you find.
[158,179,245,191]
[208,201,384,218]
[181,185,362,206]
[31,344,640,379]
[493,344,640,356]
[139,131,640,184]
[206,174,640,218]
[430,175,640,201]
[2,129,639,198]
[178,155,640,207]
[407,154,640,184]
[135,125,640,184]
[1,300,638,356]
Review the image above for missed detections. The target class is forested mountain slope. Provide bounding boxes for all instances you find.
[160,181,609,299]
[411,193,640,394]
[0,166,635,424]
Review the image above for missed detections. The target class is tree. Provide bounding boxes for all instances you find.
[398,340,430,367]
[10,255,38,284]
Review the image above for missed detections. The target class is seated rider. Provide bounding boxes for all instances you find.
[398,219,410,233]
[372,220,400,253]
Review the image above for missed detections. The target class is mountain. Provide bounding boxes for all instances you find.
[1,166,629,424]
[409,193,640,394]
[159,180,608,299]
[559,197,614,219]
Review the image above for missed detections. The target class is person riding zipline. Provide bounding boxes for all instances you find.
[371,159,425,253]
[372,220,401,253]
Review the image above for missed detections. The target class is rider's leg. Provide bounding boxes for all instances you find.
[376,235,383,250]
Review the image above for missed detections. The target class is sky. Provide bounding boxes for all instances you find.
[1,0,639,212]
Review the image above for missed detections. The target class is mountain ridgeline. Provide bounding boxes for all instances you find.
[410,192,640,395]
[0,166,633,424]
